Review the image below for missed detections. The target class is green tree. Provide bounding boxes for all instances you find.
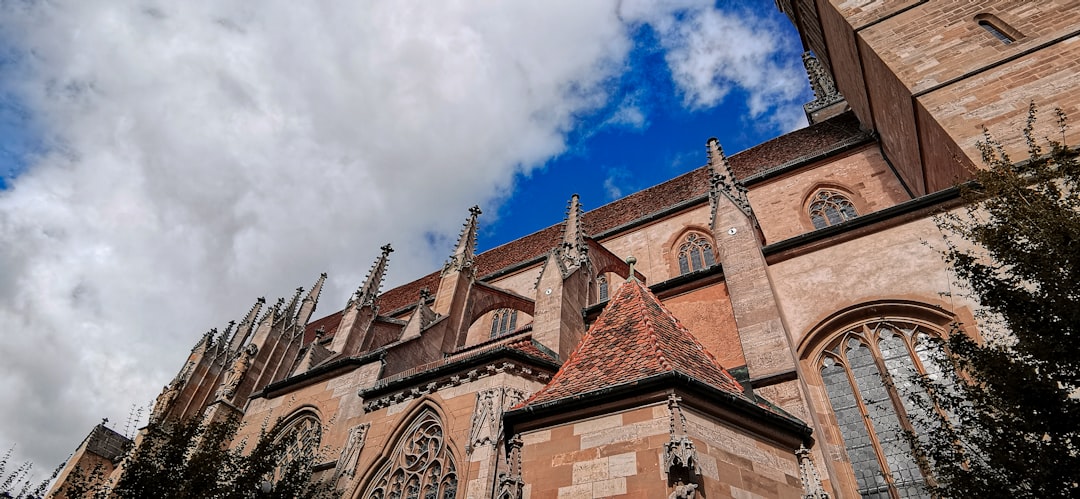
[914,103,1080,498]
[61,417,338,499]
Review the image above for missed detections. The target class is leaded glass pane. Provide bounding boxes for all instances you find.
[678,253,689,274]
[841,201,858,220]
[847,340,926,497]
[825,205,843,225]
[690,248,703,271]
[508,310,517,332]
[822,354,888,497]
[703,247,715,266]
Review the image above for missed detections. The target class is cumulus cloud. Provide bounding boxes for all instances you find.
[0,0,808,468]
[622,0,811,132]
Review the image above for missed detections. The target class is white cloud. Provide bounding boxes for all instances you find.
[623,0,811,131]
[602,167,632,200]
[0,0,809,469]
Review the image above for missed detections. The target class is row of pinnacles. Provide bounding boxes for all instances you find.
[53,136,830,499]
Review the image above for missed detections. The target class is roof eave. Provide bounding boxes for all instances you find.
[504,370,811,444]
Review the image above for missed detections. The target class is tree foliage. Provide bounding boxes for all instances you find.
[60,416,338,499]
[0,448,59,499]
[915,103,1080,498]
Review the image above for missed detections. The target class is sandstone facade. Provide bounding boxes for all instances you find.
[53,2,1077,498]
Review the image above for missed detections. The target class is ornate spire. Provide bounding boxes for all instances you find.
[399,287,438,341]
[442,206,481,276]
[296,272,328,331]
[557,194,588,270]
[352,244,393,309]
[707,138,753,221]
[191,329,214,353]
[283,286,304,322]
[229,297,265,352]
[664,394,701,477]
[803,51,842,112]
[259,299,280,328]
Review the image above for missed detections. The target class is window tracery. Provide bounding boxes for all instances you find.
[817,318,946,499]
[597,274,609,302]
[269,411,323,483]
[809,190,858,229]
[490,309,518,338]
[364,408,458,499]
[677,232,716,275]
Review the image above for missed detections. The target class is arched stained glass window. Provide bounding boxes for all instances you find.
[489,309,518,339]
[364,408,458,499]
[818,319,946,499]
[598,274,609,302]
[809,190,858,229]
[677,232,716,275]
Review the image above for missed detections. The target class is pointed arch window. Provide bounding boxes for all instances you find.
[269,411,323,484]
[597,274,609,302]
[809,190,858,229]
[818,319,948,498]
[490,309,518,339]
[677,232,716,275]
[364,408,458,499]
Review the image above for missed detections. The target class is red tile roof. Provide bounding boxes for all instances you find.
[516,277,744,408]
[306,112,866,341]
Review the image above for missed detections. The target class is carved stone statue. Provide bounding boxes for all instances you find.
[669,481,698,499]
[217,344,257,400]
[150,380,181,424]
[335,423,370,479]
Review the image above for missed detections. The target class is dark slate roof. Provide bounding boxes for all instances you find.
[516,277,744,408]
[83,424,132,460]
[306,112,866,340]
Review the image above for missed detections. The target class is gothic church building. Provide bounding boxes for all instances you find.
[52,1,1080,498]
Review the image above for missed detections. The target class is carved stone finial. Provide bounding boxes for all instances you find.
[626,256,637,281]
[419,287,432,301]
[706,137,754,222]
[803,51,842,112]
[664,393,700,479]
[443,206,481,276]
[555,194,589,273]
[352,243,393,310]
[497,433,526,499]
[797,444,830,499]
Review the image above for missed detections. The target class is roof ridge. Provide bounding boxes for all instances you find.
[516,277,744,409]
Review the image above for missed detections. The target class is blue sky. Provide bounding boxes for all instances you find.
[0,0,810,468]
[477,2,809,249]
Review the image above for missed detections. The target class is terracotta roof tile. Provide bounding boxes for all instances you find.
[516,277,744,408]
[305,112,865,341]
